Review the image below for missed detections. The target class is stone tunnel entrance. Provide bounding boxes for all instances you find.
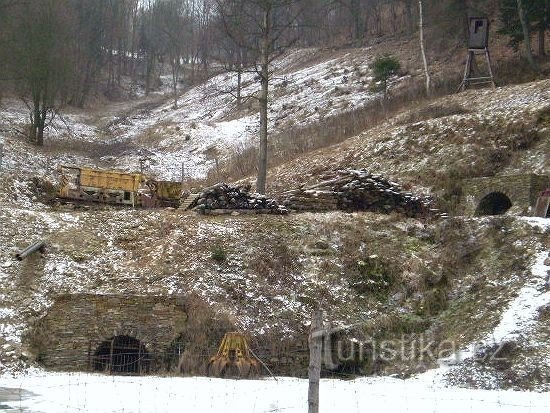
[475,192,513,216]
[93,335,151,375]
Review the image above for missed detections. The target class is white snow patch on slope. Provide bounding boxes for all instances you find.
[489,252,549,343]
[439,246,549,366]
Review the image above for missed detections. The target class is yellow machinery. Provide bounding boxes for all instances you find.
[146,180,182,208]
[57,165,182,208]
[58,165,144,206]
[207,332,260,378]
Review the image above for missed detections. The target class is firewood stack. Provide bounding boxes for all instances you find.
[189,183,288,214]
[281,169,435,217]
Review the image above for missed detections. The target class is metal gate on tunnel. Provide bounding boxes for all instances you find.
[92,335,151,375]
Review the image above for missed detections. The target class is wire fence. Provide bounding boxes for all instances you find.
[1,370,550,413]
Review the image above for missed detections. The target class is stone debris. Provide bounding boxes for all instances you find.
[281,168,436,217]
[187,183,288,215]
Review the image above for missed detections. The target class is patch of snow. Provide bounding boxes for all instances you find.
[489,252,549,343]
[0,372,549,413]
[439,249,550,370]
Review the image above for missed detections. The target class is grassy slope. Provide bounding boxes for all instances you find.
[1,203,548,388]
[0,46,549,389]
[265,80,550,199]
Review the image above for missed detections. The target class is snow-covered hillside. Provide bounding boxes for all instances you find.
[266,79,550,195]
[1,46,549,411]
[0,48,384,182]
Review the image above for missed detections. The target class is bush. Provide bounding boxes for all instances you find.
[347,255,397,297]
[210,244,227,263]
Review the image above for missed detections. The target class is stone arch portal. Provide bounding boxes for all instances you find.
[475,192,513,216]
[93,335,151,375]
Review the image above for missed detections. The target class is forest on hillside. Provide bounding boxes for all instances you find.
[0,0,547,147]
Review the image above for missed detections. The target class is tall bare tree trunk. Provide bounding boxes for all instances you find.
[172,58,179,109]
[419,0,430,96]
[516,0,539,71]
[256,5,271,195]
[405,0,414,34]
[538,30,546,56]
[350,0,363,45]
[237,48,243,106]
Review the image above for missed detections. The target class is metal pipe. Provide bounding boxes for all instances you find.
[15,241,46,261]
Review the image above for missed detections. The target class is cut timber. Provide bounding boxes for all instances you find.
[192,183,288,214]
[282,168,435,217]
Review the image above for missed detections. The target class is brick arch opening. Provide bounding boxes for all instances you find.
[93,335,151,375]
[475,192,512,216]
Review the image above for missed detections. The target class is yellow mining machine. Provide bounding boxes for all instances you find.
[56,165,182,208]
[207,332,260,378]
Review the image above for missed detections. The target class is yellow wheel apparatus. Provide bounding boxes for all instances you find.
[207,332,260,378]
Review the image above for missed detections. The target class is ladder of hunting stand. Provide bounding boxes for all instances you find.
[459,47,496,92]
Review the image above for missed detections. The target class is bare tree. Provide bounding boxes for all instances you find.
[158,0,188,108]
[217,0,303,194]
[7,0,75,145]
[516,0,539,72]
[418,0,430,96]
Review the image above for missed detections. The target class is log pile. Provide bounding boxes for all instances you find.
[189,183,288,215]
[282,169,435,217]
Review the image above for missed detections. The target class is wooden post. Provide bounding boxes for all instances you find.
[308,310,323,413]
[109,338,114,375]
[137,341,140,375]
[484,48,496,89]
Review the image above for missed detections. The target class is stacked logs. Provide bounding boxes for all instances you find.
[282,169,435,217]
[191,183,288,215]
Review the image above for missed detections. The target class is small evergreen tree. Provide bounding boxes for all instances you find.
[371,55,401,98]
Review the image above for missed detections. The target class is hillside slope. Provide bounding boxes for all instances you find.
[0,47,385,182]
[266,79,550,197]
[0,47,549,394]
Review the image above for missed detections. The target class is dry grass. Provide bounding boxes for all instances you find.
[215,73,464,184]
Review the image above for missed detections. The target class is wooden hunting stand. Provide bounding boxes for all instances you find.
[459,17,496,92]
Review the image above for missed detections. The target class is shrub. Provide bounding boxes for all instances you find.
[247,241,301,285]
[347,255,397,297]
[536,106,550,127]
[210,243,227,263]
[371,55,401,97]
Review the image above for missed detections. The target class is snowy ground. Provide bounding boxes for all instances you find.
[266,78,550,195]
[0,370,549,413]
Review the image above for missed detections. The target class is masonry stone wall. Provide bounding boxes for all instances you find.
[30,294,188,372]
[27,294,310,376]
[460,174,550,216]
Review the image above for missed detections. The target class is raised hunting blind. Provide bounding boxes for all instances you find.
[459,17,495,91]
[468,17,490,49]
